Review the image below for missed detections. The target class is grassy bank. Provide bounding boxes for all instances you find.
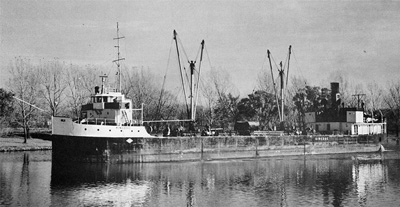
[0,137,52,152]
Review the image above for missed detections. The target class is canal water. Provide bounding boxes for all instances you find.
[1,150,400,207]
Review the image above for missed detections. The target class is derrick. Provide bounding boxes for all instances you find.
[266,45,292,123]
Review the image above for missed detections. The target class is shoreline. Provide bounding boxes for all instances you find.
[0,137,52,152]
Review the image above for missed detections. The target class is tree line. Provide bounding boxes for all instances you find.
[1,57,400,142]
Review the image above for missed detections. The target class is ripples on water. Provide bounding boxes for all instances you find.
[1,151,400,206]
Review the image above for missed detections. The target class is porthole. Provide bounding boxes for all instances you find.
[131,130,133,132]
[138,130,140,132]
[85,128,87,131]
[121,130,123,132]
[109,129,111,132]
[97,129,99,131]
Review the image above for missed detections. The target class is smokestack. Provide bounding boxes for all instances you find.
[95,86,100,94]
[331,82,339,109]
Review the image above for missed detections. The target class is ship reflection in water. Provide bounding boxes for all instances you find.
[1,151,400,206]
[352,160,390,206]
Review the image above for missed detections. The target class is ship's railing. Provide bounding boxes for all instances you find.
[131,103,144,125]
[108,88,119,93]
[73,118,142,126]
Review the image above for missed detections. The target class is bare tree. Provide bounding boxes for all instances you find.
[199,67,237,127]
[37,59,68,117]
[123,66,178,120]
[384,81,400,136]
[365,82,383,122]
[200,69,219,125]
[124,67,159,108]
[210,67,238,99]
[0,88,14,131]
[8,58,41,143]
[65,64,99,118]
[256,69,274,93]
[285,76,308,128]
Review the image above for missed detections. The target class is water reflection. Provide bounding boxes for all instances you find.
[51,163,153,206]
[0,151,51,206]
[353,160,389,206]
[1,151,400,206]
[50,154,399,207]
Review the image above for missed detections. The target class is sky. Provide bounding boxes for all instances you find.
[1,0,400,97]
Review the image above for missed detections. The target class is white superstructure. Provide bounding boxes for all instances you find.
[52,76,152,138]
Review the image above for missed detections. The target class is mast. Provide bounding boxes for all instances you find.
[173,30,191,118]
[189,60,195,121]
[282,45,292,122]
[267,50,282,121]
[194,40,205,120]
[278,62,284,122]
[100,74,108,94]
[171,31,205,123]
[267,46,292,123]
[113,22,125,92]
[286,45,292,89]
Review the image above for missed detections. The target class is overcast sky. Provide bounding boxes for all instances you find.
[1,0,399,96]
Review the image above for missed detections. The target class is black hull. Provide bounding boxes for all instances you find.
[52,135,145,163]
[52,134,385,164]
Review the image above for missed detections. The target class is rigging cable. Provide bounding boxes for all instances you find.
[177,36,191,87]
[177,36,191,64]
[259,48,270,91]
[283,45,292,112]
[291,48,307,86]
[156,38,174,120]
[194,42,202,62]
[270,55,280,73]
[173,30,190,117]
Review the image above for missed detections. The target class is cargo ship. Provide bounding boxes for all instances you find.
[52,78,386,163]
[51,25,386,164]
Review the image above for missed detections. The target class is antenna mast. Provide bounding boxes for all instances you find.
[113,22,125,92]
